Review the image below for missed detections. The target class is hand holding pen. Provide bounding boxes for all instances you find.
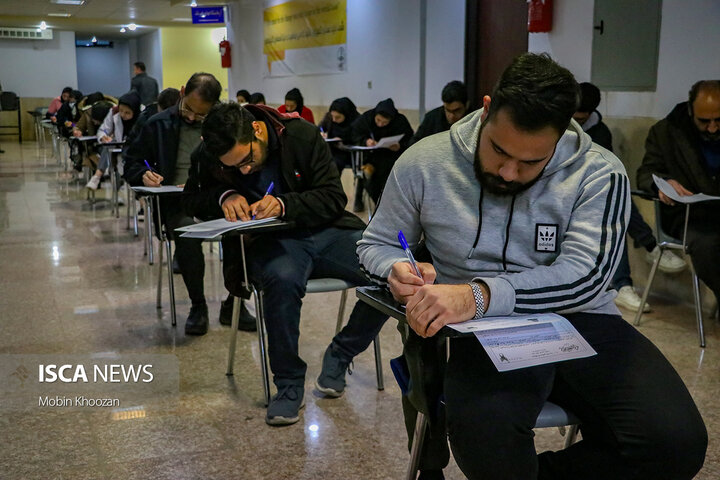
[142,160,164,187]
[250,182,278,220]
[388,230,437,304]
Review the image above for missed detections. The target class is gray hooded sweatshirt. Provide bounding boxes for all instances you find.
[357,108,629,316]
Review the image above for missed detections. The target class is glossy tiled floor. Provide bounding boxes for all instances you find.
[0,141,718,479]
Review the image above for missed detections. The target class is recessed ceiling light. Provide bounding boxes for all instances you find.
[191,1,198,7]
[50,0,85,5]
[172,18,192,22]
[48,12,72,17]
[120,27,126,33]
[127,23,137,31]
[39,21,47,30]
[91,36,97,43]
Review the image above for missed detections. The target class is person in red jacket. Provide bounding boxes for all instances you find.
[277,87,315,123]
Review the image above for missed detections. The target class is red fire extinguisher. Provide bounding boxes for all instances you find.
[528,0,553,33]
[219,39,231,68]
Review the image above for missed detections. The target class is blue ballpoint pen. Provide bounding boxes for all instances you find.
[398,230,422,278]
[144,160,157,174]
[251,181,275,220]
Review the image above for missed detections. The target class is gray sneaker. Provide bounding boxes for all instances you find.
[315,346,352,398]
[265,384,305,426]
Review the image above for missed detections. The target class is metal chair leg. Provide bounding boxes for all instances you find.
[563,423,580,449]
[226,296,241,376]
[254,288,272,407]
[335,289,348,334]
[689,262,706,348]
[156,239,164,309]
[407,412,427,480]
[146,198,154,265]
[165,239,177,327]
[634,249,662,326]
[373,335,384,390]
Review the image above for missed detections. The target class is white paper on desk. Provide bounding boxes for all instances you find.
[324,137,342,142]
[176,217,278,238]
[131,185,184,193]
[76,135,97,141]
[448,313,596,372]
[653,174,720,203]
[374,134,404,148]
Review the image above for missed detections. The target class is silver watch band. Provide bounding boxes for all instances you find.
[468,282,485,320]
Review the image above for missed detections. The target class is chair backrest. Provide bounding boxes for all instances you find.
[0,91,19,111]
[652,198,690,251]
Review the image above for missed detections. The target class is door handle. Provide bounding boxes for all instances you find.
[594,19,604,35]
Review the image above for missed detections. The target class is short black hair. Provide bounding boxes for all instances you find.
[134,62,146,72]
[689,80,720,107]
[202,103,256,157]
[249,92,265,104]
[488,53,579,134]
[441,81,467,104]
[577,82,601,113]
[185,72,222,104]
[84,91,105,106]
[62,86,73,95]
[236,89,250,101]
[157,88,180,110]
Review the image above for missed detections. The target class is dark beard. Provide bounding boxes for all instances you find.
[699,131,720,142]
[473,156,544,196]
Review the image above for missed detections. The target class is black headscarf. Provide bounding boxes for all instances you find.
[118,92,141,139]
[284,87,304,112]
[374,98,398,120]
[326,97,360,141]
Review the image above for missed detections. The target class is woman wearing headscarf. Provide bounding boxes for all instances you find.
[278,87,315,123]
[351,98,413,203]
[86,91,141,190]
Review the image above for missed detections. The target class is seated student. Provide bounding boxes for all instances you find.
[357,53,707,480]
[249,92,266,105]
[638,79,720,306]
[277,87,315,123]
[182,102,389,426]
[86,92,142,190]
[124,73,223,336]
[574,82,686,312]
[47,87,73,120]
[351,98,414,203]
[124,88,180,150]
[68,101,112,172]
[409,80,469,145]
[55,90,83,137]
[319,97,364,212]
[236,89,250,104]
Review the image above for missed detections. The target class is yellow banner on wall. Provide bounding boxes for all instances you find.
[263,0,347,77]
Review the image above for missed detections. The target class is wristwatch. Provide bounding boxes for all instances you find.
[467,281,485,320]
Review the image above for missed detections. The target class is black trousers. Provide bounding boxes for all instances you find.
[424,313,706,479]
[162,200,205,305]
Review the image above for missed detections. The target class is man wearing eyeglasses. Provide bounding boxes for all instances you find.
[124,72,222,336]
[182,103,390,426]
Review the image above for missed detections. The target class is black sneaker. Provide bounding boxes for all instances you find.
[266,384,305,426]
[315,345,351,398]
[185,303,209,336]
[218,295,257,331]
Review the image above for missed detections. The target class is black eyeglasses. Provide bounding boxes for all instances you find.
[179,97,208,122]
[219,141,254,171]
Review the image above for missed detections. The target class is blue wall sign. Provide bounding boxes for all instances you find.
[191,6,225,24]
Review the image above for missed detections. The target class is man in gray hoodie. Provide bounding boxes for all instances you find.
[358,53,706,480]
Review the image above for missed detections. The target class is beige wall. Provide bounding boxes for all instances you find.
[0,97,52,143]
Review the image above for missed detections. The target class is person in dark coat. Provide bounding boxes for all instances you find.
[351,98,414,203]
[182,102,389,426]
[55,89,83,137]
[410,80,469,145]
[130,61,159,106]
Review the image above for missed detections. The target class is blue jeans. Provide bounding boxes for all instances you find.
[244,226,388,387]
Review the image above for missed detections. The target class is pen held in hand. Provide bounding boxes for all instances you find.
[398,230,422,278]
[251,181,275,220]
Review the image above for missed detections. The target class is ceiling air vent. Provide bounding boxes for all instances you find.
[0,27,54,40]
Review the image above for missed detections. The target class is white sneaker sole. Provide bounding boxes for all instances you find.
[315,378,344,398]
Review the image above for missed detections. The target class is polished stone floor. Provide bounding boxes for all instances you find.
[0,140,717,479]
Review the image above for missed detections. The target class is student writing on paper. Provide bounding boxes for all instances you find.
[637,79,720,304]
[183,103,389,427]
[358,53,707,480]
[318,97,365,212]
[351,98,414,203]
[124,73,223,337]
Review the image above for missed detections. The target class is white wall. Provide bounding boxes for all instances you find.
[0,30,77,97]
[227,0,465,111]
[529,0,720,119]
[76,39,131,98]
[136,30,163,88]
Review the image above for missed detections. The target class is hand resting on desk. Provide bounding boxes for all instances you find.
[142,170,164,187]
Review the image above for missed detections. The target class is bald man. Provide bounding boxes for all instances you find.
[638,79,720,304]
